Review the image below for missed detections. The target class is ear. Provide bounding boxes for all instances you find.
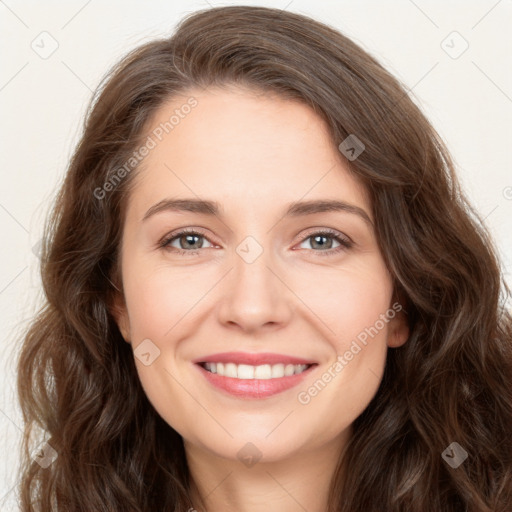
[109,292,131,344]
[387,313,409,348]
[386,289,410,348]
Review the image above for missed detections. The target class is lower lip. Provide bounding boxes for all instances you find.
[195,363,317,399]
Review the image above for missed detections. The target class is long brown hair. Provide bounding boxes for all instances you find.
[16,5,512,511]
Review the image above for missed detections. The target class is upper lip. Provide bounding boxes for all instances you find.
[193,352,317,366]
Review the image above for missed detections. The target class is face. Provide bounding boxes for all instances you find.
[112,85,409,465]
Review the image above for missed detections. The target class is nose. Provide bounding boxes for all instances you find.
[216,242,293,333]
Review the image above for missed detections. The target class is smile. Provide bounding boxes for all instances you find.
[195,362,318,399]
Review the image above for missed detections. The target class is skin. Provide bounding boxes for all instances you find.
[112,85,409,512]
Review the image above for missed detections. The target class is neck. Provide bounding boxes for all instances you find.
[184,426,351,512]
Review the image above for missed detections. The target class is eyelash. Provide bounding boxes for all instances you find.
[159,227,353,257]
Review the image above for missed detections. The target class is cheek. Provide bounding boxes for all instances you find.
[121,263,193,431]
[122,262,206,341]
[291,254,393,345]
[291,258,393,420]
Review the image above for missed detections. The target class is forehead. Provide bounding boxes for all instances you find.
[126,86,371,222]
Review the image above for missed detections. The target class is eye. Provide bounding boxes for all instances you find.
[159,228,214,255]
[295,229,353,257]
[159,227,353,257]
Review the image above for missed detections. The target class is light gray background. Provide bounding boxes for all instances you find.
[1,1,511,509]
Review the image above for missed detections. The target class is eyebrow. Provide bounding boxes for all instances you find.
[142,198,373,227]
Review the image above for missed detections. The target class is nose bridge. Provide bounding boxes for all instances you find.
[233,233,279,301]
[217,233,291,330]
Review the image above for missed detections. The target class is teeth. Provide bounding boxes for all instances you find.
[202,362,310,379]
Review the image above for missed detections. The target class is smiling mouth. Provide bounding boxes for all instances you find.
[198,362,316,380]
[195,361,318,399]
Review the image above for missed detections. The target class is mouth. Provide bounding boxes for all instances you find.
[194,361,318,399]
[199,361,314,379]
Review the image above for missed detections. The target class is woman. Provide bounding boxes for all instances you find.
[16,5,512,511]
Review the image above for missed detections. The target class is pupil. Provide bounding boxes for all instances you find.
[183,234,201,249]
[312,235,331,250]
